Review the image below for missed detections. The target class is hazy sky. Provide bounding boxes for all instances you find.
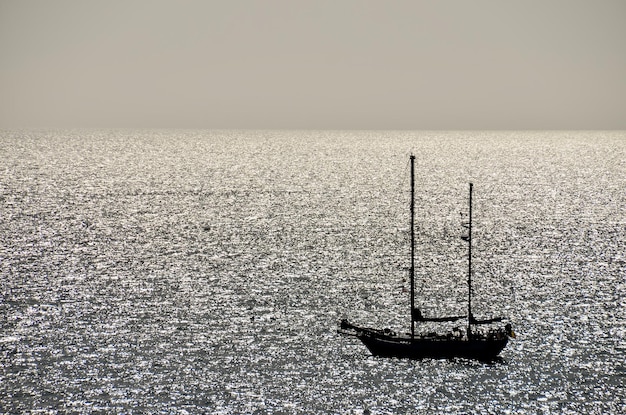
[1,0,625,129]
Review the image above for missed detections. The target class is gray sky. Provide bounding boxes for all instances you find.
[1,0,625,130]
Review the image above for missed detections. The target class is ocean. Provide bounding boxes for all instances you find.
[1,130,624,413]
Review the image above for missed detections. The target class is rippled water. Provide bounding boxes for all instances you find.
[1,130,624,413]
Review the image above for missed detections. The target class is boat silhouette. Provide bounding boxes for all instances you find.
[338,155,515,360]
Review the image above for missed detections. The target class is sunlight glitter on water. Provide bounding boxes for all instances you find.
[1,130,625,413]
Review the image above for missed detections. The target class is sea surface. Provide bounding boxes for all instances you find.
[1,130,624,414]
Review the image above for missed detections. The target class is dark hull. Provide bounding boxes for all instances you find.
[357,333,508,361]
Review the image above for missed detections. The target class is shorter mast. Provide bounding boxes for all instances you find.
[466,183,473,339]
[409,155,415,339]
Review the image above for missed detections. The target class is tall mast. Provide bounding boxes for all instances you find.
[467,182,473,339]
[410,155,415,339]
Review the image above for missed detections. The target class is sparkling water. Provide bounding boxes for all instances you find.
[1,130,624,413]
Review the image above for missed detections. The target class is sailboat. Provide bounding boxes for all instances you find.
[338,155,514,360]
